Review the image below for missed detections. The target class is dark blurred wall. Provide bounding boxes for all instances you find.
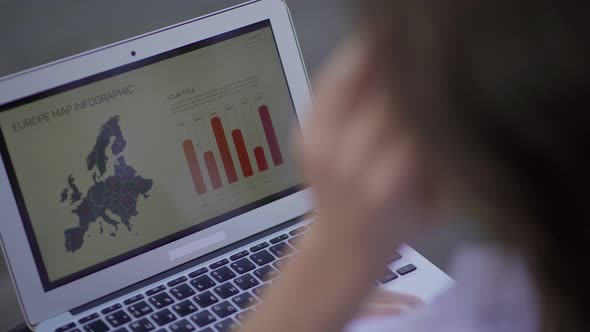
[0,0,352,78]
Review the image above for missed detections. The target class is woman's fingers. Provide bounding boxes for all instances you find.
[303,35,380,163]
[365,288,423,306]
[332,83,393,179]
[356,288,424,319]
[312,35,377,122]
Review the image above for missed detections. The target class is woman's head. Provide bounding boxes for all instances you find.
[347,1,589,330]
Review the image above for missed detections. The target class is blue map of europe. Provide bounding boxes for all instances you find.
[59,115,153,253]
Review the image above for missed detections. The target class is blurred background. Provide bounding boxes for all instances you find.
[0,1,477,330]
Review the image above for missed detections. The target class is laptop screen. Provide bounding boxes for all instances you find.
[0,20,302,291]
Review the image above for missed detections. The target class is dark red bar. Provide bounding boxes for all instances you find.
[204,151,223,189]
[258,105,284,166]
[232,129,254,177]
[211,116,238,183]
[182,140,207,195]
[254,146,269,172]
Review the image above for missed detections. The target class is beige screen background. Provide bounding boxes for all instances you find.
[0,24,301,283]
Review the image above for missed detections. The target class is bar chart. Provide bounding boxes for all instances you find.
[181,104,284,196]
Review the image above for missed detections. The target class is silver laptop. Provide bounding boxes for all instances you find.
[0,1,452,331]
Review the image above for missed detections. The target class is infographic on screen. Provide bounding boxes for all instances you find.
[0,22,301,286]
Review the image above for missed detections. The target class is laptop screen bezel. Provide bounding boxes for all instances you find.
[1,19,301,293]
[0,0,313,325]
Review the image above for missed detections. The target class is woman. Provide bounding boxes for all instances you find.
[241,1,589,331]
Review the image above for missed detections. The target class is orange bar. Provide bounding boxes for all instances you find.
[254,146,269,172]
[232,129,254,177]
[182,140,207,195]
[204,151,223,189]
[211,117,238,183]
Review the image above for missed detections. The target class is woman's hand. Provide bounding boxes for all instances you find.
[297,36,426,258]
[356,288,424,319]
[240,36,432,332]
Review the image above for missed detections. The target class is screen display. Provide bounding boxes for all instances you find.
[0,21,301,290]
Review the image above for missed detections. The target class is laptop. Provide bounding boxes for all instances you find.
[0,1,452,331]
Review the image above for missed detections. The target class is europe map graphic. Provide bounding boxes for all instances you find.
[59,115,153,253]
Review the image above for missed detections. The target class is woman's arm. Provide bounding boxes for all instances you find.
[239,219,404,332]
[239,37,430,332]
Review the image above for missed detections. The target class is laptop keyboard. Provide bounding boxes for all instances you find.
[54,223,416,332]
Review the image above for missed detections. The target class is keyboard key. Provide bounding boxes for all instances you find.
[168,276,188,287]
[235,309,253,322]
[211,301,237,318]
[83,319,109,332]
[209,259,229,270]
[128,301,153,318]
[112,328,128,332]
[379,269,399,284]
[289,225,308,236]
[200,328,214,332]
[250,250,275,266]
[269,242,294,258]
[250,242,269,252]
[129,318,156,332]
[214,318,239,332]
[101,303,122,315]
[149,292,175,309]
[252,284,270,297]
[269,234,288,244]
[191,310,217,327]
[105,310,132,327]
[389,252,402,263]
[171,283,196,300]
[173,300,198,317]
[193,291,219,308]
[169,319,196,332]
[55,322,76,332]
[229,258,255,274]
[288,236,304,248]
[151,308,177,326]
[254,265,279,281]
[233,273,260,290]
[123,294,144,306]
[189,267,208,279]
[79,313,99,324]
[213,282,240,299]
[397,264,417,276]
[211,267,236,283]
[231,292,259,309]
[229,250,249,261]
[273,257,290,270]
[191,275,216,291]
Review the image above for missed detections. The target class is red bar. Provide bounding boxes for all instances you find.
[211,117,238,183]
[182,140,207,195]
[204,151,223,189]
[258,105,284,166]
[231,129,254,178]
[254,146,269,172]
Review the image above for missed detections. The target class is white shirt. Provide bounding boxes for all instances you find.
[347,247,539,332]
